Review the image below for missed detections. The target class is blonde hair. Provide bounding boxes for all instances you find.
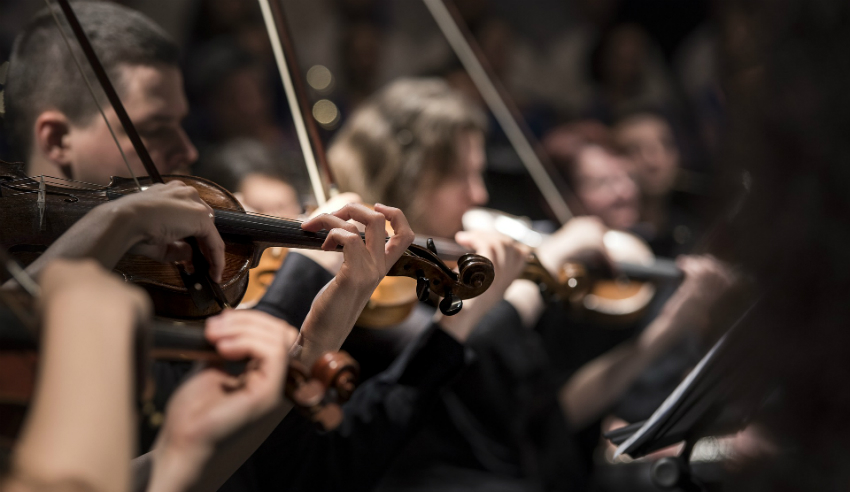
[328,78,486,225]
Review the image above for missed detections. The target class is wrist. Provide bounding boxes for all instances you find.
[100,200,149,253]
[147,437,212,492]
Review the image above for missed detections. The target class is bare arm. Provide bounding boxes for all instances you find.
[3,260,150,492]
[560,256,736,428]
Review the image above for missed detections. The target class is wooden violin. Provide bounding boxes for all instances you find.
[353,210,683,328]
[462,208,683,324]
[0,285,359,443]
[0,162,494,320]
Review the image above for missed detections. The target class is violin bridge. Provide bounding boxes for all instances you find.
[38,176,46,231]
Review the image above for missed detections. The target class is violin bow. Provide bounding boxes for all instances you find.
[257,0,337,205]
[422,0,579,225]
[43,0,231,312]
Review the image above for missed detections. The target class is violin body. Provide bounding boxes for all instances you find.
[0,163,254,318]
[0,299,360,447]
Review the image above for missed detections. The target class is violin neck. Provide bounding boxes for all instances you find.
[213,210,329,250]
[615,258,683,282]
[412,236,471,260]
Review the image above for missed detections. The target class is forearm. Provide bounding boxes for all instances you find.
[295,277,373,367]
[11,294,137,492]
[167,403,295,492]
[23,205,139,279]
[560,308,683,428]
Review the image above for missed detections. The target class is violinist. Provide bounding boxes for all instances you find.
[325,77,737,491]
[2,5,506,492]
[613,111,703,257]
[1,259,300,492]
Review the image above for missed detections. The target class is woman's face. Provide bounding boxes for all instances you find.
[414,130,489,238]
[573,145,640,230]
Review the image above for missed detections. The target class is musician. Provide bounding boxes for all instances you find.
[613,111,702,257]
[3,4,529,491]
[1,259,299,492]
[326,77,736,490]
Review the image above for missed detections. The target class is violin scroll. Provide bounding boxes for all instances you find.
[286,351,360,431]
[387,243,495,316]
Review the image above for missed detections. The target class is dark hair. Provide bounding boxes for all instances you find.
[194,138,295,194]
[4,2,179,159]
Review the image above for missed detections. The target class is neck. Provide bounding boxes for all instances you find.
[26,154,62,179]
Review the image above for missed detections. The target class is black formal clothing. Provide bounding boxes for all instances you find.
[343,301,584,492]
[219,253,469,492]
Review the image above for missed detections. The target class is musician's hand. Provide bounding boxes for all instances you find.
[302,202,413,294]
[297,203,414,365]
[439,230,530,341]
[148,309,297,492]
[536,216,613,276]
[296,193,365,274]
[113,181,226,283]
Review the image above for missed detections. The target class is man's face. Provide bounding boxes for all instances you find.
[615,116,679,197]
[574,145,640,231]
[65,64,197,185]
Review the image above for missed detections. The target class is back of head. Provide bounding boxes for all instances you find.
[4,1,179,160]
[328,77,486,222]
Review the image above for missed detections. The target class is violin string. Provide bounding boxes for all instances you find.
[42,0,142,190]
[2,174,398,242]
[2,175,314,227]
[3,174,112,192]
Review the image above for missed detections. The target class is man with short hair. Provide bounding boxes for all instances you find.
[3,6,523,492]
[5,2,195,183]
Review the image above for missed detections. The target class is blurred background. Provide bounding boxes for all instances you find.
[0,0,717,223]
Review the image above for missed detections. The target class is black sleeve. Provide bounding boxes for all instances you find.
[253,252,334,327]
[223,324,467,492]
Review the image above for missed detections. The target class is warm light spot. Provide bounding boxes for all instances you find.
[306,65,333,92]
[313,99,340,128]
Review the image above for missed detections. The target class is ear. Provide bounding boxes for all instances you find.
[33,111,73,173]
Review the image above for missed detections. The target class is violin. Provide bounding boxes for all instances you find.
[0,162,495,320]
[355,208,684,328]
[463,208,683,324]
[0,284,359,443]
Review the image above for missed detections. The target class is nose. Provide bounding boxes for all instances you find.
[614,174,638,202]
[166,127,199,174]
[469,172,489,206]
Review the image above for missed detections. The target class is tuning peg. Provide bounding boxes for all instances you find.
[439,291,462,316]
[426,238,438,256]
[416,276,431,301]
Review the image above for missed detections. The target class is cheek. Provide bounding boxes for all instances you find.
[579,190,608,216]
[415,185,468,236]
